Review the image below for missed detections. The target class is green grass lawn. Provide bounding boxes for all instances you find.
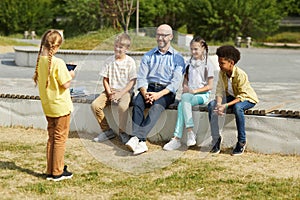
[61,29,185,52]
[0,36,32,46]
[2,29,299,51]
[1,28,178,51]
[265,32,300,43]
[0,126,299,200]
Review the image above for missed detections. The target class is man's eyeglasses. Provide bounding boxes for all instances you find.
[156,34,171,39]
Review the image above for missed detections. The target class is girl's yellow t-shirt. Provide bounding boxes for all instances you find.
[38,56,73,117]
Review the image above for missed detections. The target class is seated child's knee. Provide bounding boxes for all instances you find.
[207,100,216,110]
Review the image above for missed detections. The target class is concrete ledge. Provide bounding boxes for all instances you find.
[263,42,300,48]
[0,98,299,155]
[14,46,147,67]
[14,46,190,68]
[13,46,207,68]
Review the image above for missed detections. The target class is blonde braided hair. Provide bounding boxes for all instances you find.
[33,30,63,88]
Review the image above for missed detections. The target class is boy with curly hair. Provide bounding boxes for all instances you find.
[208,45,258,156]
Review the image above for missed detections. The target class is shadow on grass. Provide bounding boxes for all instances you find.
[0,161,44,179]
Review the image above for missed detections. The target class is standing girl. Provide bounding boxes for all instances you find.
[163,36,214,151]
[33,30,74,181]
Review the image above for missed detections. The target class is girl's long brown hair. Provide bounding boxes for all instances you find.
[33,30,63,88]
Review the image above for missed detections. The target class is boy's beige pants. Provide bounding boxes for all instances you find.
[91,91,131,133]
[46,114,70,176]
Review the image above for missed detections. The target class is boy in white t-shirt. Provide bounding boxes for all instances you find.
[91,33,137,144]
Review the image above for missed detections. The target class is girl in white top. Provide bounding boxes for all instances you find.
[163,36,214,151]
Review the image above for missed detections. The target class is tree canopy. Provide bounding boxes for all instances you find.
[0,0,53,35]
[0,0,298,41]
[184,0,284,41]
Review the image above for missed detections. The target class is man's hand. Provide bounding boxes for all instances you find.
[140,88,152,104]
[144,93,151,104]
[146,91,164,104]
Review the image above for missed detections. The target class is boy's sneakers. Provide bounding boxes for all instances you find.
[210,136,222,154]
[119,132,131,144]
[133,141,148,155]
[93,128,116,142]
[52,165,73,182]
[163,138,181,151]
[186,131,196,147]
[46,174,53,181]
[125,136,139,152]
[232,142,246,156]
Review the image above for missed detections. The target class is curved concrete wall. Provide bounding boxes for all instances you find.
[14,46,145,68]
[0,98,299,155]
[14,46,193,68]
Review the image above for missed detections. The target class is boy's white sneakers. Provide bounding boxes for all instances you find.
[93,129,116,142]
[163,138,181,151]
[187,131,196,147]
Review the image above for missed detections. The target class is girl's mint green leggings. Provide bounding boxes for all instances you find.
[174,92,210,138]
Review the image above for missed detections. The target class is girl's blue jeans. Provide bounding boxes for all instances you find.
[208,95,255,143]
[174,92,210,138]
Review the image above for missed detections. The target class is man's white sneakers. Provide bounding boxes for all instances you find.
[126,136,148,155]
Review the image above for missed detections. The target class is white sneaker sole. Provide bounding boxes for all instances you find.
[187,140,196,147]
[231,144,246,156]
[133,149,148,155]
[125,142,137,152]
[163,144,181,151]
[52,174,73,182]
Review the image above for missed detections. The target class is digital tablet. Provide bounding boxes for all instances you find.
[66,64,77,71]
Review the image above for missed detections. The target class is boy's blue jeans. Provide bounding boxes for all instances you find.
[208,95,255,144]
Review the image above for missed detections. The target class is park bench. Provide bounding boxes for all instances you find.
[1,92,299,118]
[23,31,36,39]
[1,92,299,155]
[235,36,252,48]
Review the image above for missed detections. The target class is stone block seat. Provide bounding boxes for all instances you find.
[1,90,300,155]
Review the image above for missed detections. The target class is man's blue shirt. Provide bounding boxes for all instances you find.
[137,46,185,94]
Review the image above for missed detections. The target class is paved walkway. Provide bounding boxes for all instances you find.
[1,45,300,157]
[1,46,300,117]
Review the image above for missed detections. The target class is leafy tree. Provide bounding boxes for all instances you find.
[184,0,284,41]
[100,0,137,33]
[51,0,103,37]
[277,0,300,17]
[0,0,53,36]
[1,0,297,40]
[136,0,186,30]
